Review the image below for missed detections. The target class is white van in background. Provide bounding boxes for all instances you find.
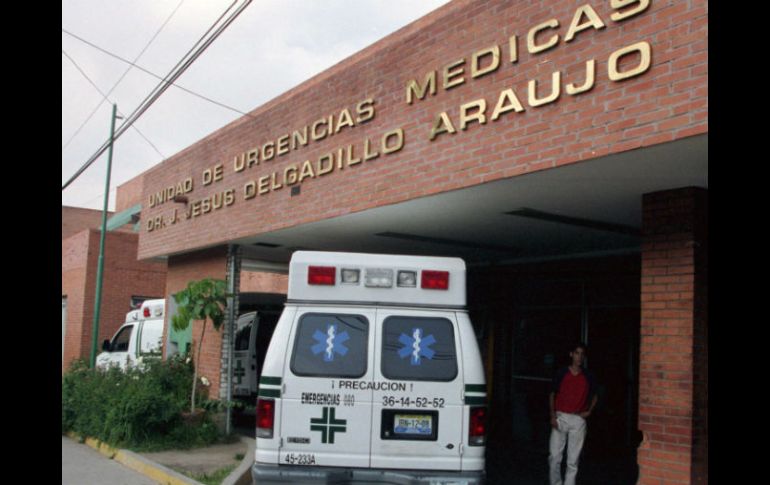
[233,312,259,399]
[96,299,164,371]
[252,251,487,484]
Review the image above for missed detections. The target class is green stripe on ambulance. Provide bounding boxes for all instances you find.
[258,376,282,398]
[464,383,487,405]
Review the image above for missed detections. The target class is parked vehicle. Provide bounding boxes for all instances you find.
[252,251,487,484]
[96,299,164,370]
[233,312,259,399]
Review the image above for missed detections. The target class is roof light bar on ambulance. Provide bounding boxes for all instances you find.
[142,303,163,318]
[307,264,450,290]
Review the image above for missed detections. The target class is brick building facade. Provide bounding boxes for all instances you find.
[136,0,706,261]
[71,1,706,483]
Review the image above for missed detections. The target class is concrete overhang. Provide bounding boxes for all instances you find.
[230,133,706,268]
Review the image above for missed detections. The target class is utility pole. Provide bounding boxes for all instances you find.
[89,104,120,368]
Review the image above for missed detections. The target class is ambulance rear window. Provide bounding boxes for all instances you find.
[291,313,369,378]
[235,320,252,351]
[381,317,457,381]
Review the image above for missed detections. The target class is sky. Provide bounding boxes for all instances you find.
[62,0,450,211]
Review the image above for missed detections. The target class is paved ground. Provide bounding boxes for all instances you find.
[138,439,247,477]
[64,419,638,485]
[62,436,159,485]
[487,445,639,484]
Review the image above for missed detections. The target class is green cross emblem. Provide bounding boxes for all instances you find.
[234,360,246,385]
[310,407,347,444]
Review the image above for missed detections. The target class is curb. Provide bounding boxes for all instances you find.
[66,432,205,485]
[221,436,255,485]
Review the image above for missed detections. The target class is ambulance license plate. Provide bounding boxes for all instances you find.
[394,414,433,435]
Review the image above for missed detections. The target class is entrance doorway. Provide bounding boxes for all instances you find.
[511,306,582,450]
[231,292,286,429]
[470,256,641,484]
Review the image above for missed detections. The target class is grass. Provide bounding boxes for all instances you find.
[182,464,238,485]
[175,452,244,485]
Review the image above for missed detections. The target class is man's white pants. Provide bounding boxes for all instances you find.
[548,412,587,485]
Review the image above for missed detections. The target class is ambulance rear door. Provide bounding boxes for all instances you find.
[370,308,464,471]
[279,307,375,468]
[233,312,258,397]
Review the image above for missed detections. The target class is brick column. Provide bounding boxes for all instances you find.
[637,187,707,485]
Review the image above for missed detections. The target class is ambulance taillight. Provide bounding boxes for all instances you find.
[469,407,487,446]
[143,307,151,318]
[256,398,275,438]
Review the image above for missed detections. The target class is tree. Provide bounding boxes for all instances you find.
[172,278,228,414]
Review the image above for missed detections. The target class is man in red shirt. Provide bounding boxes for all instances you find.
[548,343,598,485]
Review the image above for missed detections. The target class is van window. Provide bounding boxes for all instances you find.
[235,320,252,351]
[112,325,133,352]
[291,313,369,378]
[381,316,457,381]
[139,325,162,355]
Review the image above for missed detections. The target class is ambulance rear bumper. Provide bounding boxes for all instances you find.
[251,462,485,484]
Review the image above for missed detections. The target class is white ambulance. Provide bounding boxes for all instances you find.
[252,252,487,484]
[95,299,164,371]
[234,312,260,398]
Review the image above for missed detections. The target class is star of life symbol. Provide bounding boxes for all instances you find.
[398,327,436,365]
[311,324,349,362]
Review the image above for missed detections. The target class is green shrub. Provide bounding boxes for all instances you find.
[62,357,222,450]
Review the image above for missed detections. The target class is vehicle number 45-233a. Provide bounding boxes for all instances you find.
[284,453,316,465]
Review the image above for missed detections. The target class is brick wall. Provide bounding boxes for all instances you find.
[163,252,286,399]
[62,230,97,371]
[62,229,168,373]
[637,187,707,484]
[116,173,146,212]
[62,206,112,240]
[165,248,228,399]
[99,231,168,339]
[138,0,708,260]
[240,270,288,294]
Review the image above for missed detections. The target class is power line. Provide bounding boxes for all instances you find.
[62,28,251,119]
[80,186,118,209]
[62,0,252,191]
[62,49,165,159]
[62,0,186,153]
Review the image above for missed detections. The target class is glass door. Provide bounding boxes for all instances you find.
[511,307,583,450]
